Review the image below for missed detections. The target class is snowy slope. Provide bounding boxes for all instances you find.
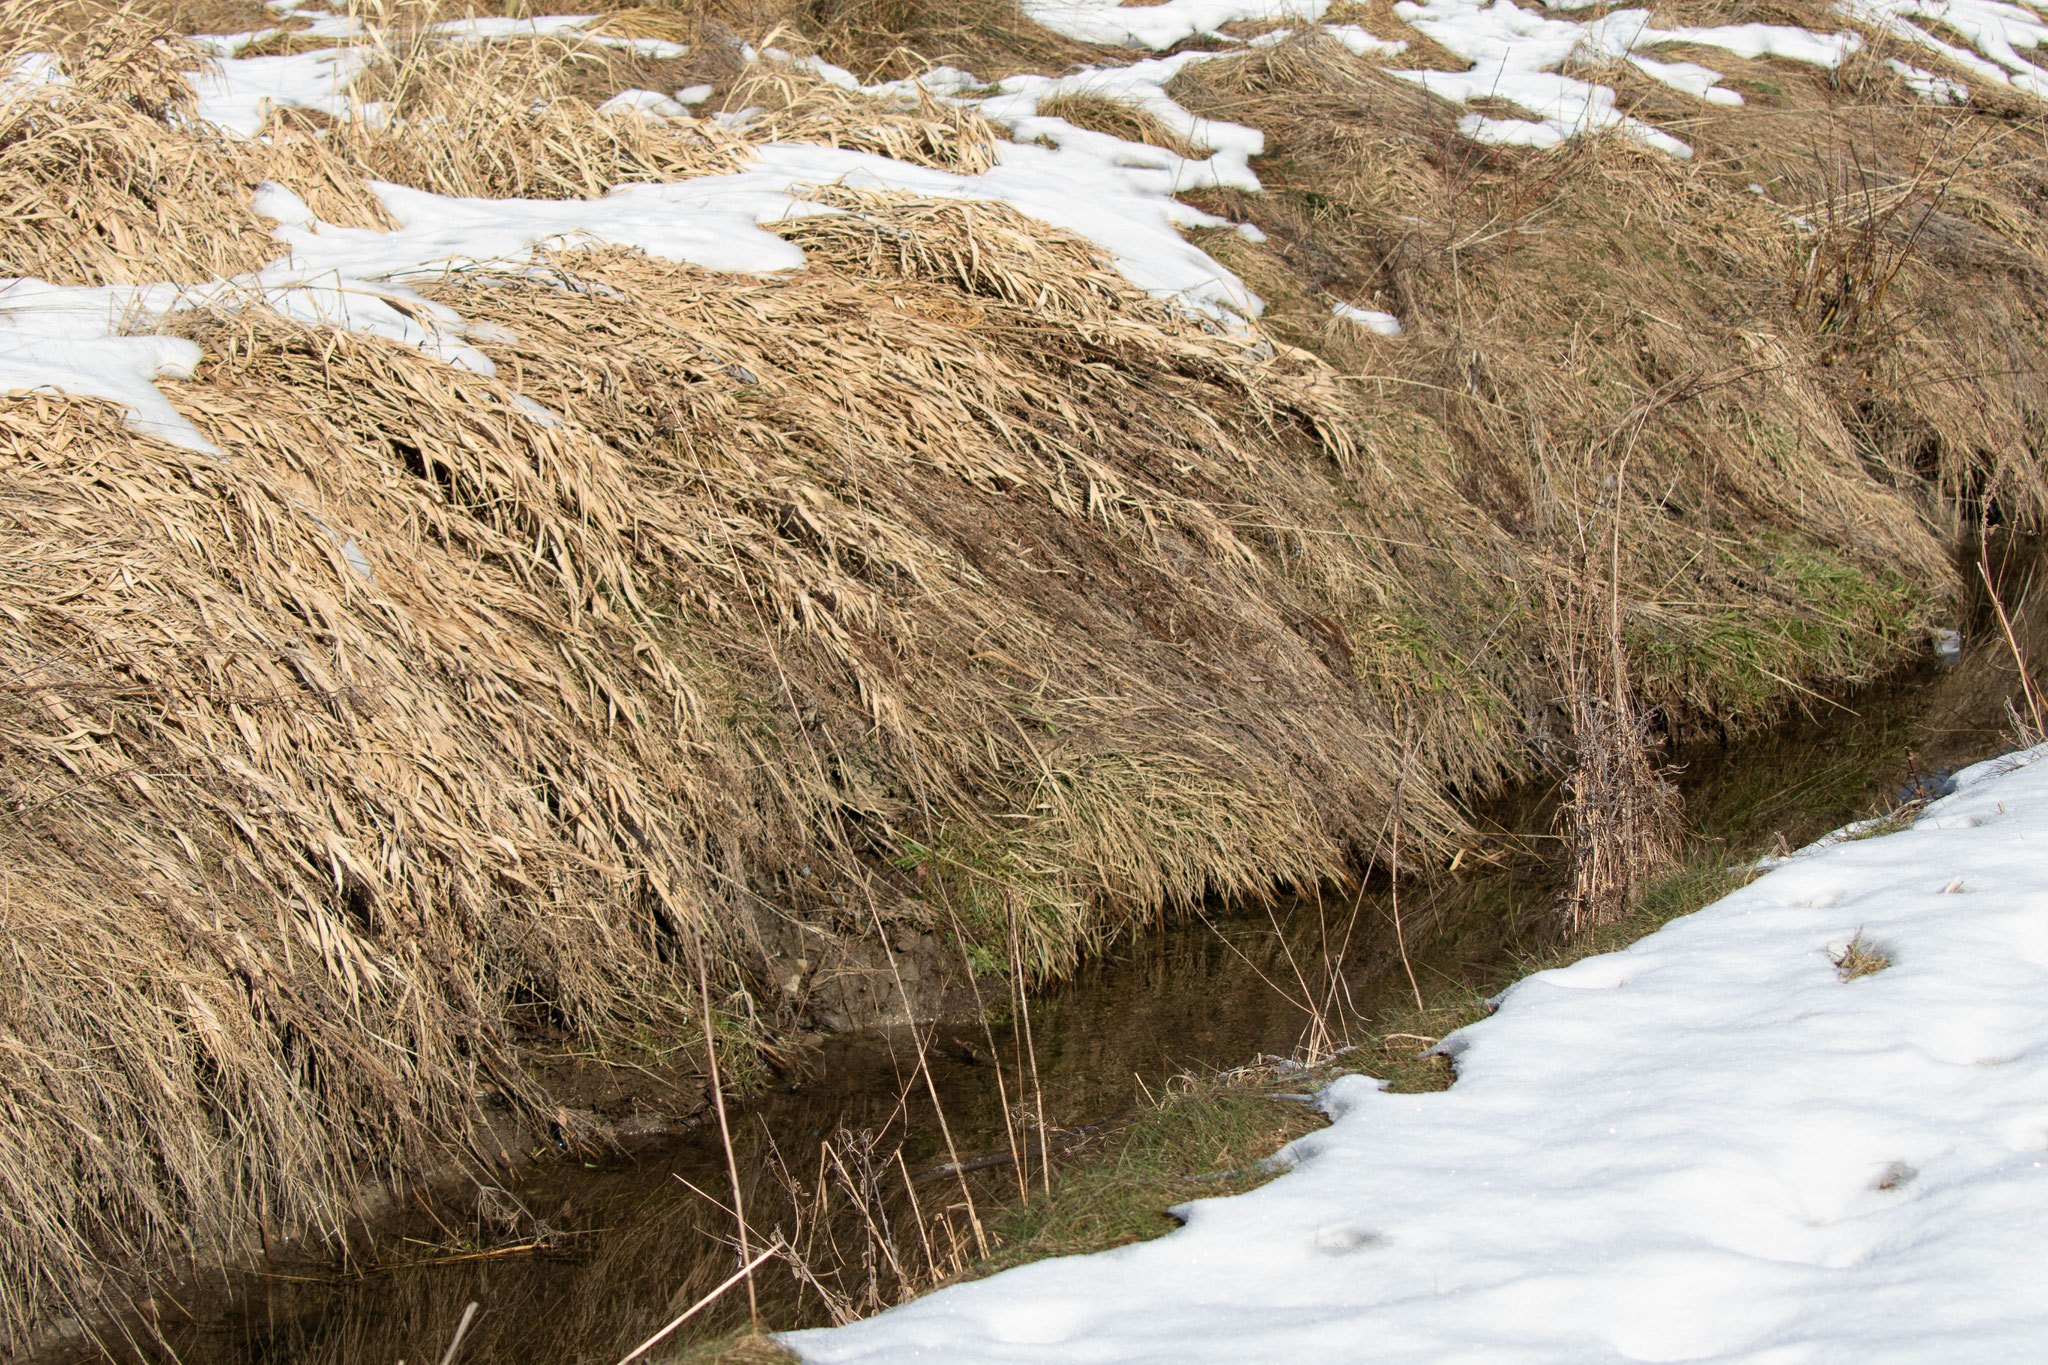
[786,745,2048,1363]
[11,0,2048,449]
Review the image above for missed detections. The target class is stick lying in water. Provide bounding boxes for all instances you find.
[615,1244,781,1365]
[437,1301,479,1365]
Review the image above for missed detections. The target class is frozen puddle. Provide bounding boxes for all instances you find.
[787,745,2048,1362]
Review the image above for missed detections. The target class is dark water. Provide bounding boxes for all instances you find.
[109,897,1467,1365]
[69,551,2041,1365]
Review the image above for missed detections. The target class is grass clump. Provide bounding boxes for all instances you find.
[966,1063,1334,1277]
[1034,92,1207,158]
[1832,931,1892,980]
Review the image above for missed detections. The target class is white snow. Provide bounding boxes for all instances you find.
[1887,58,1970,102]
[0,281,214,451]
[1379,2,1863,156]
[1332,300,1403,335]
[1022,0,1332,50]
[787,744,2048,1362]
[188,45,372,137]
[1839,0,2048,97]
[596,88,695,119]
[1324,25,1411,58]
[958,50,1269,194]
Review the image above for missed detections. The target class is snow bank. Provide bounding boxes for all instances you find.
[787,745,2048,1362]
[1023,0,1332,50]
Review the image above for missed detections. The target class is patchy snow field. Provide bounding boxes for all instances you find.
[10,0,2048,452]
[787,744,2048,1363]
[9,0,2048,451]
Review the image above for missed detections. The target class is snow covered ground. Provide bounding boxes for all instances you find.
[9,0,2048,449]
[786,744,2048,1363]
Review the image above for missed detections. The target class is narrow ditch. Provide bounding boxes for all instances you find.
[61,558,2036,1365]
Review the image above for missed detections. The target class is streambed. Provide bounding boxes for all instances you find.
[66,618,2027,1365]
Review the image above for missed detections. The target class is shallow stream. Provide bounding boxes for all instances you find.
[76,573,2038,1365]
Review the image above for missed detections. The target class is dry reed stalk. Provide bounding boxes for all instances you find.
[1387,746,1427,1013]
[436,1301,480,1365]
[697,941,760,1325]
[1555,471,1683,934]
[1007,900,1051,1197]
[614,1244,780,1365]
[1979,555,2047,740]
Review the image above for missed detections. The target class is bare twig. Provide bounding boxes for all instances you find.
[613,1245,779,1365]
[436,1301,479,1365]
[696,943,759,1325]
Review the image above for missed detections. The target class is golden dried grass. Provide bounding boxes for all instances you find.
[0,71,1473,1342]
[0,8,281,284]
[1034,92,1207,159]
[2,0,2037,1348]
[1170,30,1961,736]
[719,58,1004,171]
[318,23,752,197]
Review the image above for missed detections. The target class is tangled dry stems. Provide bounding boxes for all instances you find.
[2,0,2044,1349]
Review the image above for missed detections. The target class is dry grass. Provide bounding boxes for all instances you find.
[717,59,1004,171]
[1,0,2042,1350]
[558,0,1118,82]
[1832,931,1892,980]
[1035,92,1207,158]
[1170,30,1985,731]
[0,23,1461,1346]
[1554,568,1684,932]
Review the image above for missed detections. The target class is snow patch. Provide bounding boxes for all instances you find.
[787,747,2048,1362]
[1331,300,1402,335]
[0,281,215,452]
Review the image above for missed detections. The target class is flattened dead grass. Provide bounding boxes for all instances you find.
[2,0,2041,1350]
[1036,92,1207,158]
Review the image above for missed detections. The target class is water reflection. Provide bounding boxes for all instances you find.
[132,893,1460,1365]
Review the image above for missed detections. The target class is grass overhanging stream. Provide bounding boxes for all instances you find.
[15,0,2048,1356]
[62,608,2030,1365]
